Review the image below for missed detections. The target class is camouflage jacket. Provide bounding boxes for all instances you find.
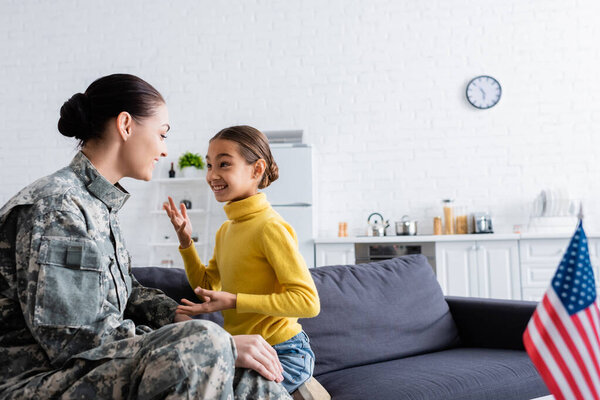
[0,152,178,385]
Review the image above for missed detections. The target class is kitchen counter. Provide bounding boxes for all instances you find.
[315,232,600,244]
[315,231,600,301]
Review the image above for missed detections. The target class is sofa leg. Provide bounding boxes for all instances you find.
[292,377,331,400]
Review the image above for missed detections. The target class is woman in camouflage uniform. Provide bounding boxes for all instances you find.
[0,74,290,399]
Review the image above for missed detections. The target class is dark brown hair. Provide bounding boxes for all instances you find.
[58,73,165,146]
[211,125,279,189]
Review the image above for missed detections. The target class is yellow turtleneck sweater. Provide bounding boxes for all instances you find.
[179,192,320,346]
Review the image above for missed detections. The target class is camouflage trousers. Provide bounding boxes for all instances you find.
[2,320,291,400]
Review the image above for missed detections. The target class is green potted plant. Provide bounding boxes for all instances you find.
[178,152,205,178]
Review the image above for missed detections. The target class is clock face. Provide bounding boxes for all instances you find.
[466,76,501,109]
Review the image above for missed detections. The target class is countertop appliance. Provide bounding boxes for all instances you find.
[261,142,315,267]
[472,213,494,234]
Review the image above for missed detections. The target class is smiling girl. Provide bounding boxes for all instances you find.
[163,125,325,396]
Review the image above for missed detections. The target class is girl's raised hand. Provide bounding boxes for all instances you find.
[163,196,193,248]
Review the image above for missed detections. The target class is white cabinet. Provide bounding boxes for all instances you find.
[314,243,355,267]
[148,177,214,268]
[519,238,568,301]
[478,241,522,299]
[520,238,600,301]
[435,240,521,300]
[435,241,478,297]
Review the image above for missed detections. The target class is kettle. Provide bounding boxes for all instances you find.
[367,212,389,236]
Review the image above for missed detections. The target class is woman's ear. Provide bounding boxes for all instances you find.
[253,159,266,179]
[116,111,133,141]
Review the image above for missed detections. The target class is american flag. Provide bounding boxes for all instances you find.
[523,220,600,400]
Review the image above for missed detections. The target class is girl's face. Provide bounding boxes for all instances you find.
[206,139,261,202]
[121,103,170,181]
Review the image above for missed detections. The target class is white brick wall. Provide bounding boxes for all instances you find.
[2,0,600,265]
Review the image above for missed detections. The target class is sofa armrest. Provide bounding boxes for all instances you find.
[445,296,537,351]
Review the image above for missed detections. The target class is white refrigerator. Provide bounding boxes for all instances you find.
[261,144,315,268]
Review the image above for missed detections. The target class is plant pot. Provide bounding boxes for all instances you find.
[181,167,204,178]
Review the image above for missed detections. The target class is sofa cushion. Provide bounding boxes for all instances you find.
[299,255,460,375]
[316,348,549,400]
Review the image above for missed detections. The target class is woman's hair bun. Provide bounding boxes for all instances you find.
[57,92,91,141]
[57,74,165,146]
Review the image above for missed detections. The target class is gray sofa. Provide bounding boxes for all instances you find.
[132,254,549,400]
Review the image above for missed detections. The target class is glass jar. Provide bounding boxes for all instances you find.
[442,199,455,235]
[338,222,348,237]
[433,216,443,235]
[455,205,469,234]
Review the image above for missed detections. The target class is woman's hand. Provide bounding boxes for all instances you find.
[163,196,193,248]
[176,288,237,316]
[233,335,284,383]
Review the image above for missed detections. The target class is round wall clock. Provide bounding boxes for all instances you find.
[466,75,502,109]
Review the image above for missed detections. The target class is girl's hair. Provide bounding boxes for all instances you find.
[211,125,279,189]
[58,73,165,147]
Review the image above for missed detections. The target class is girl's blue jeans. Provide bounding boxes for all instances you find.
[273,331,315,393]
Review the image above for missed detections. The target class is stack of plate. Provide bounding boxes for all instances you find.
[531,189,577,217]
[529,189,579,233]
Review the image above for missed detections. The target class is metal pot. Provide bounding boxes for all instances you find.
[367,212,389,236]
[396,215,418,236]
